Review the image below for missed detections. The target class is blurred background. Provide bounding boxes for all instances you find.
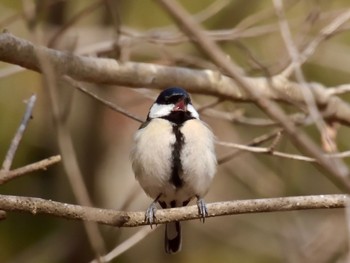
[1,0,350,262]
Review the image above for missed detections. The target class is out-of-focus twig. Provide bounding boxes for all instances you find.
[273,0,331,154]
[282,9,350,77]
[0,155,61,185]
[48,0,103,48]
[90,227,156,263]
[1,94,37,171]
[327,84,350,96]
[204,108,308,127]
[0,65,24,79]
[197,98,224,113]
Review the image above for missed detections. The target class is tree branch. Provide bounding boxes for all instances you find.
[1,32,350,125]
[155,0,350,193]
[0,155,61,185]
[0,194,346,227]
[1,94,37,171]
[217,140,350,163]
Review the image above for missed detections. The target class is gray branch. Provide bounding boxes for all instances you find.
[0,32,350,125]
[0,194,347,227]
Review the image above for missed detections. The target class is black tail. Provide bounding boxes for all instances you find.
[165,221,181,254]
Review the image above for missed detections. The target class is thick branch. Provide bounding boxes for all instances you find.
[1,32,350,125]
[0,194,346,227]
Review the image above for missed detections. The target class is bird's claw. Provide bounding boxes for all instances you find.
[197,198,208,223]
[145,202,158,228]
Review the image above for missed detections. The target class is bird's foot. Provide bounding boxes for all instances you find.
[145,201,158,228]
[196,198,208,223]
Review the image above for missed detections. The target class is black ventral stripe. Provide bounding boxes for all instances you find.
[170,124,184,188]
[159,111,194,188]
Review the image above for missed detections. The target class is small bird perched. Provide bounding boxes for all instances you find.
[131,87,216,254]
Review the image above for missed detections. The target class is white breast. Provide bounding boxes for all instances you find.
[131,119,175,199]
[131,118,216,204]
[180,119,217,198]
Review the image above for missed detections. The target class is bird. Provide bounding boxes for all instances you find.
[130,87,216,254]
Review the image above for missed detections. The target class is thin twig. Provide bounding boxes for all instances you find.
[203,108,282,127]
[63,76,143,123]
[301,9,350,68]
[267,130,283,152]
[90,227,156,263]
[0,65,24,79]
[1,94,37,171]
[48,0,103,48]
[327,84,350,96]
[0,194,347,227]
[197,98,224,113]
[218,129,283,164]
[217,140,315,162]
[218,140,350,163]
[138,0,230,40]
[0,155,61,185]
[282,9,350,77]
[77,24,278,54]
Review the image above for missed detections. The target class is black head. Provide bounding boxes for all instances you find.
[155,87,191,105]
[147,87,199,123]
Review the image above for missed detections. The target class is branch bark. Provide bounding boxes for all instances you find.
[1,32,350,125]
[0,155,61,185]
[0,194,346,227]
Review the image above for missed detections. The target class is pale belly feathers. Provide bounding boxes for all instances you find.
[131,118,216,205]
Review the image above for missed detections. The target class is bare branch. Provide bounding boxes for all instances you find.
[283,9,350,76]
[217,141,350,163]
[203,108,307,127]
[0,155,61,185]
[328,84,350,96]
[1,94,37,171]
[0,194,347,227]
[273,0,325,131]
[218,129,283,164]
[155,0,350,193]
[1,32,350,125]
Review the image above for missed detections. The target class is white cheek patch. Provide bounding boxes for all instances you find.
[149,103,173,118]
[187,104,200,119]
[148,102,200,119]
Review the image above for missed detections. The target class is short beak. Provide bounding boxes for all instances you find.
[173,98,187,112]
